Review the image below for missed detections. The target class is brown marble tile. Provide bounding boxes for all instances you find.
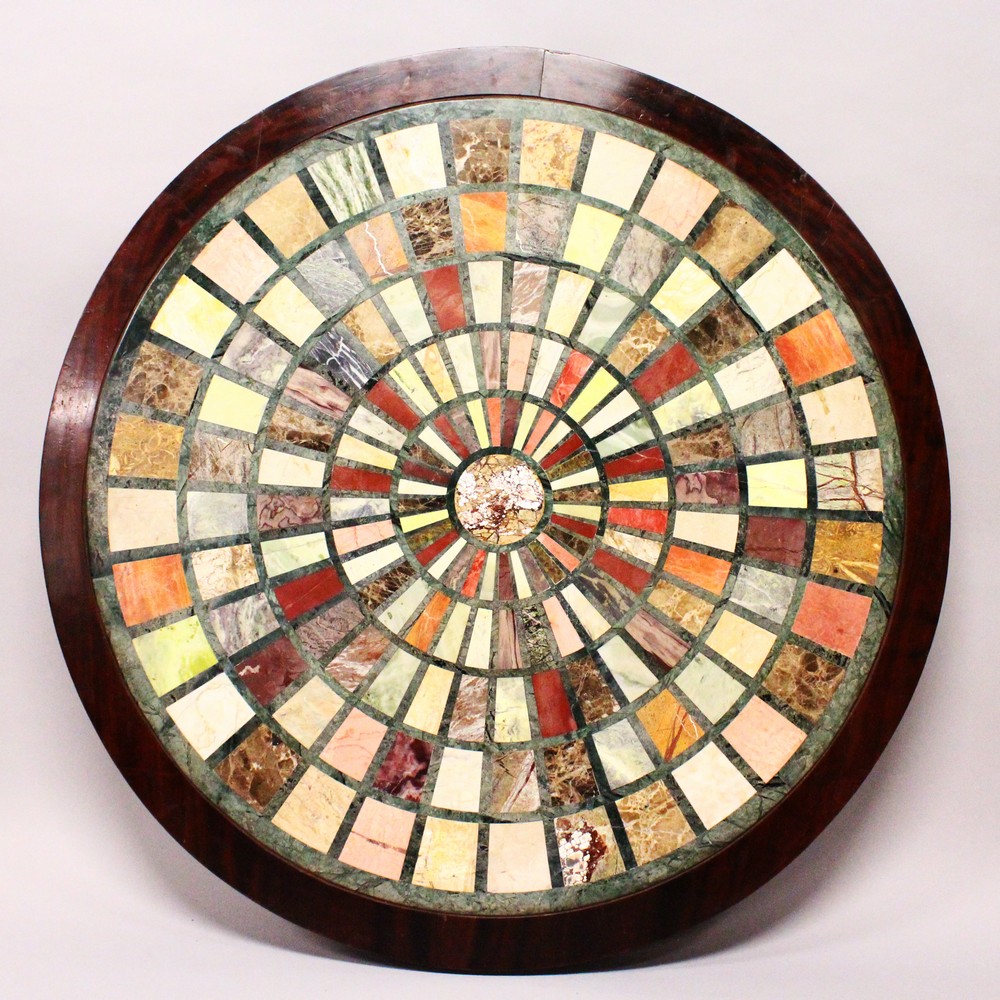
[610,226,674,294]
[450,118,510,183]
[325,626,389,691]
[552,485,602,504]
[687,299,758,364]
[607,312,670,376]
[666,424,735,466]
[567,657,619,725]
[764,642,846,722]
[122,341,202,415]
[216,725,298,813]
[693,202,775,280]
[519,120,583,188]
[491,750,540,813]
[402,197,454,261]
[624,609,689,670]
[235,635,309,705]
[544,740,597,806]
[358,564,415,612]
[648,579,715,635]
[811,520,883,585]
[617,781,694,865]
[674,468,740,505]
[294,599,364,659]
[373,732,432,802]
[736,400,802,455]
[267,404,334,451]
[555,808,625,886]
[256,493,324,533]
[342,300,399,364]
[493,608,524,671]
[448,675,489,741]
[513,193,571,256]
[108,414,184,479]
[528,540,567,585]
[188,429,252,482]
[744,516,807,568]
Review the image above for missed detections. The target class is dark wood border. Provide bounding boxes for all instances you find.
[40,47,950,973]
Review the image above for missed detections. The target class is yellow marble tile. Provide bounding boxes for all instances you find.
[192,221,276,303]
[653,381,723,434]
[465,608,493,670]
[636,689,703,761]
[565,367,618,423]
[260,531,330,577]
[107,487,179,552]
[431,747,483,811]
[563,204,624,271]
[416,343,456,401]
[434,602,472,661]
[335,434,398,470]
[198,376,268,433]
[445,334,479,395]
[412,818,478,893]
[258,448,326,488]
[134,616,217,696]
[343,299,399,363]
[487,821,552,892]
[271,766,355,852]
[380,279,433,345]
[582,132,656,209]
[800,376,877,445]
[341,541,404,585]
[672,511,740,552]
[746,458,808,508]
[549,467,599,491]
[253,277,325,346]
[150,275,236,357]
[651,258,720,326]
[389,358,437,413]
[562,584,611,639]
[640,160,719,239]
[552,502,601,521]
[737,249,821,331]
[244,175,328,258]
[375,123,446,197]
[108,414,184,480]
[518,120,583,189]
[512,402,539,450]
[672,742,755,829]
[811,520,883,585]
[706,610,777,676]
[403,665,454,734]
[649,580,714,635]
[494,677,530,741]
[545,271,593,336]
[468,260,503,323]
[272,677,344,748]
[608,476,670,502]
[466,399,490,448]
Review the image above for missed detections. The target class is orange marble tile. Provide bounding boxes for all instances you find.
[664,545,732,596]
[460,192,507,252]
[339,797,415,880]
[774,310,856,385]
[108,414,184,479]
[792,581,872,657]
[637,689,703,762]
[538,532,581,571]
[549,351,593,408]
[345,214,409,281]
[524,410,556,455]
[405,592,451,651]
[543,596,584,656]
[486,397,502,445]
[320,709,387,780]
[811,520,883,585]
[506,331,534,391]
[112,554,192,626]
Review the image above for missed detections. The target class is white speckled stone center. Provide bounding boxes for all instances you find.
[455,454,545,545]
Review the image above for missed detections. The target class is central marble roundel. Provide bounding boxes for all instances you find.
[455,454,545,545]
[85,95,901,917]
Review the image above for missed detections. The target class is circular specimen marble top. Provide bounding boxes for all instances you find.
[41,48,948,972]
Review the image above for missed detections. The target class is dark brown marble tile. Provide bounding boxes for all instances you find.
[666,424,735,466]
[359,564,415,612]
[493,608,524,671]
[122,341,202,415]
[567,657,619,725]
[544,740,597,806]
[528,540,567,584]
[267,404,335,451]
[373,732,432,802]
[765,642,845,722]
[450,118,510,183]
[402,197,454,262]
[687,299,758,364]
[215,725,298,813]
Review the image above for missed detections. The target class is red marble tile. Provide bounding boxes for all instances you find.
[433,414,470,459]
[533,670,576,737]
[373,732,432,802]
[603,447,666,479]
[235,635,309,705]
[593,548,652,594]
[541,432,584,470]
[632,343,700,403]
[524,410,556,455]
[550,514,599,539]
[461,549,487,597]
[486,397,503,445]
[416,529,459,567]
[330,465,392,493]
[608,507,670,534]
[744,515,807,567]
[424,265,466,331]
[549,351,593,408]
[366,380,420,430]
[793,581,872,657]
[274,566,343,620]
[401,459,451,486]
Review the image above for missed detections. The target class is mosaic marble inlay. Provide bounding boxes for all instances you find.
[44,50,948,970]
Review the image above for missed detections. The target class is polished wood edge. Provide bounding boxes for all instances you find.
[40,47,950,973]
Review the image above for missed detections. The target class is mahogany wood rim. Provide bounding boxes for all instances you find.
[39,47,949,972]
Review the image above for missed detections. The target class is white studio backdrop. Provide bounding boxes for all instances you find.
[4,2,998,997]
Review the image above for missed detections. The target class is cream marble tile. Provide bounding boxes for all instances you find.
[362,648,420,716]
[800,376,877,444]
[468,260,504,323]
[271,766,354,852]
[545,271,593,336]
[672,511,740,553]
[375,123,447,197]
[151,275,236,357]
[465,608,493,670]
[672,742,755,829]
[653,381,722,433]
[348,406,406,449]
[412,817,478,893]
[582,132,656,209]
[380,279,434,345]
[577,288,634,352]
[487,821,551,892]
[273,677,345,748]
[192,221,276,303]
[258,449,326,488]
[581,391,640,439]
[431,747,483,812]
[402,664,453,733]
[737,249,821,331]
[253,277,325,346]
[389,358,438,413]
[714,346,786,409]
[166,672,254,759]
[674,653,744,724]
[107,487,179,551]
[260,531,330,577]
[597,635,657,701]
[706,610,777,676]
[186,491,248,541]
[640,160,719,239]
[494,677,531,741]
[746,458,809,508]
[592,720,654,788]
[335,434,398,470]
[341,542,404,584]
[561,584,611,639]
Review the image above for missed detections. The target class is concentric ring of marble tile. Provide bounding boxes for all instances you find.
[87,97,901,914]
